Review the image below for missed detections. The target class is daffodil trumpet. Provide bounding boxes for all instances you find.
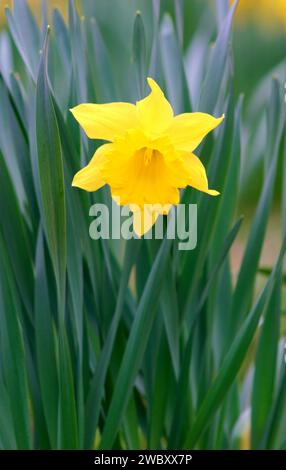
[71,77,224,237]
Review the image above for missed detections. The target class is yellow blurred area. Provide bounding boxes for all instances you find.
[234,0,286,25]
[0,0,68,25]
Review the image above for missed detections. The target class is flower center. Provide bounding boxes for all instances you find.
[143,147,153,165]
[139,147,162,166]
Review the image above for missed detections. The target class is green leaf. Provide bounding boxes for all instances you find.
[258,267,286,284]
[262,362,286,449]
[50,9,72,112]
[215,0,230,26]
[0,231,31,449]
[199,0,237,113]
[86,17,119,102]
[36,28,66,316]
[160,14,191,114]
[0,375,17,449]
[160,268,180,378]
[69,0,88,102]
[58,331,79,449]
[123,393,140,449]
[5,2,40,82]
[0,151,34,318]
[0,76,38,226]
[34,229,59,449]
[148,331,172,449]
[251,271,281,448]
[282,126,286,235]
[133,11,147,99]
[174,0,184,46]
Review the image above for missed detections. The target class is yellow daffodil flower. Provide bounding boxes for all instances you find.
[71,77,224,237]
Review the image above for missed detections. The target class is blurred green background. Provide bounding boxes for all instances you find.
[2,0,285,97]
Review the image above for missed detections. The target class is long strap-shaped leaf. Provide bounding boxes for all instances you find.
[199,0,237,114]
[37,29,78,449]
[36,27,66,319]
[251,271,281,448]
[34,229,59,449]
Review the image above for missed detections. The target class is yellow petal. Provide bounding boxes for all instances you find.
[136,77,173,136]
[72,143,113,191]
[183,153,220,196]
[132,207,159,237]
[168,112,224,152]
[70,102,138,141]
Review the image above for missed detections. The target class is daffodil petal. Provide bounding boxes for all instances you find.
[136,77,173,136]
[132,207,159,237]
[168,112,224,152]
[72,143,113,191]
[183,153,220,196]
[70,102,138,141]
